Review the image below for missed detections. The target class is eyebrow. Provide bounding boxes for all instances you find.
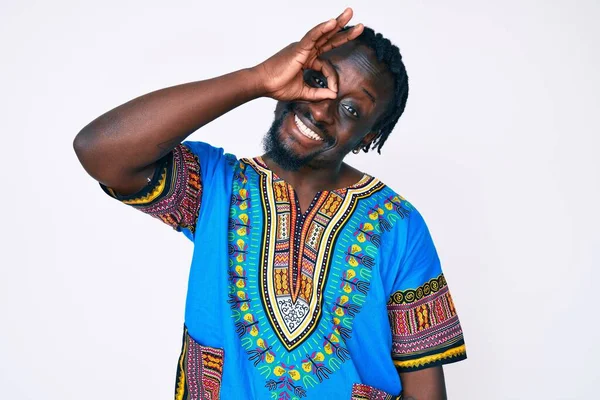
[331,62,377,105]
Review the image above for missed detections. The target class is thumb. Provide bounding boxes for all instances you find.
[300,87,337,102]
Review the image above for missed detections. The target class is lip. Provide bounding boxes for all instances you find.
[283,112,325,147]
[294,112,325,141]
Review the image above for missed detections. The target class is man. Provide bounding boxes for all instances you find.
[74,8,466,399]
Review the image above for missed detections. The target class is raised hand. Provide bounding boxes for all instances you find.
[74,10,364,195]
[254,8,364,102]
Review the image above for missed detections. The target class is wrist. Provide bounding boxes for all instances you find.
[244,65,269,99]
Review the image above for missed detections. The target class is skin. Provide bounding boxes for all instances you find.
[400,367,447,400]
[73,8,447,399]
[263,40,394,212]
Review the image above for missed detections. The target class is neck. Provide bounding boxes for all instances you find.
[261,153,363,192]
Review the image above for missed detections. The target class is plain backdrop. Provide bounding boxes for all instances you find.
[1,1,599,399]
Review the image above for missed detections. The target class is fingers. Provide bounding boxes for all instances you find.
[300,86,337,102]
[314,8,354,50]
[311,58,339,93]
[291,8,361,101]
[298,7,358,54]
[337,7,354,27]
[298,18,338,54]
[298,59,338,101]
[317,23,364,55]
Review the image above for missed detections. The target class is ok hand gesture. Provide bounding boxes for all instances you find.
[255,8,364,102]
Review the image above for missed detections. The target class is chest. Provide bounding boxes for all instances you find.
[227,160,408,349]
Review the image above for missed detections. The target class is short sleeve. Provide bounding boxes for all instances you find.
[387,209,467,372]
[100,143,202,241]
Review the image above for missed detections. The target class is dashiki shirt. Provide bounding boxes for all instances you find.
[100,141,467,399]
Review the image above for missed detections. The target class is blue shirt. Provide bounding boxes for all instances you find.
[101,141,467,399]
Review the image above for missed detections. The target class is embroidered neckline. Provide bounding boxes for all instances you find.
[233,158,384,351]
[249,156,374,195]
[227,159,394,398]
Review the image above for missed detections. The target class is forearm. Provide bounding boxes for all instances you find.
[74,10,358,194]
[399,367,447,400]
[73,67,264,187]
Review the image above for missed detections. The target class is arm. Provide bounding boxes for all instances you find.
[73,9,363,196]
[73,68,264,195]
[399,366,447,400]
[387,206,467,399]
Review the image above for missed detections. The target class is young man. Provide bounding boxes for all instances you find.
[74,8,466,400]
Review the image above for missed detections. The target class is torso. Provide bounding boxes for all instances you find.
[223,156,412,397]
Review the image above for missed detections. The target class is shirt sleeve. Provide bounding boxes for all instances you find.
[387,207,467,373]
[99,143,202,241]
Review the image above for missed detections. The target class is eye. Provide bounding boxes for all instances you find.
[303,70,329,89]
[313,76,327,88]
[342,104,359,118]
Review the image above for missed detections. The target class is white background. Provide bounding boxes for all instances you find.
[1,1,599,399]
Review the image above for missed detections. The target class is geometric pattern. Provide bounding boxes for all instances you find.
[174,326,224,400]
[100,144,202,234]
[250,157,376,351]
[100,145,468,397]
[350,383,403,399]
[228,158,391,399]
[387,274,466,372]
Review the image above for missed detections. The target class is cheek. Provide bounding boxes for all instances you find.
[336,120,373,149]
[334,132,365,154]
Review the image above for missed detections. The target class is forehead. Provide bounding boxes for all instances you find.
[320,42,394,106]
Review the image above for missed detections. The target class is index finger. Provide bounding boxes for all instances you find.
[314,8,355,50]
[298,18,338,54]
[317,23,364,55]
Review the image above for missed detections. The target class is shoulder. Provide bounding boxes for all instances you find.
[182,141,238,173]
[367,177,419,220]
[183,141,237,162]
[361,177,432,242]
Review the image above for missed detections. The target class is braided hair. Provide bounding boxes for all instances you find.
[343,26,409,153]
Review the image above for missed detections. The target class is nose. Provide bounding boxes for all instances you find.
[306,99,335,126]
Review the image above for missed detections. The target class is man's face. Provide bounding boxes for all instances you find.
[263,42,394,171]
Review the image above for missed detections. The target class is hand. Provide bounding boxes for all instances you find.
[253,8,364,102]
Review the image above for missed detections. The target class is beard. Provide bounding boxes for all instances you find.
[262,102,315,171]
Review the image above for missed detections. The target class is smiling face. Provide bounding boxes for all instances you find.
[263,42,394,171]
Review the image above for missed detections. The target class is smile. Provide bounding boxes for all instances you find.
[294,114,323,141]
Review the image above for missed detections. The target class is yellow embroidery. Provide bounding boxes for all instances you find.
[394,344,467,368]
[121,167,168,205]
[174,332,187,400]
[393,344,466,369]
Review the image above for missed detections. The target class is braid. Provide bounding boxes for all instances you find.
[341,26,409,153]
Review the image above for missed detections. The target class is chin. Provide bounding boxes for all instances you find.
[263,118,306,171]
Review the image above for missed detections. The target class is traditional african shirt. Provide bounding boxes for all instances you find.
[100,141,467,399]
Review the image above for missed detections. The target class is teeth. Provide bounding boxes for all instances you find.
[294,114,323,141]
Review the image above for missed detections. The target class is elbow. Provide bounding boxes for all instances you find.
[72,126,138,186]
[73,127,110,181]
[73,127,97,168]
[73,129,89,160]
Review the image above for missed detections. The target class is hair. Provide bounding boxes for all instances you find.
[343,26,409,154]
